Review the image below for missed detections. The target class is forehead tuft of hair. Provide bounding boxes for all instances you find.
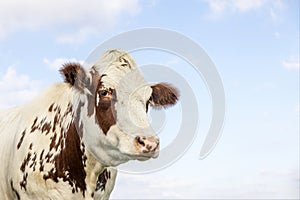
[93,49,137,72]
[91,49,138,90]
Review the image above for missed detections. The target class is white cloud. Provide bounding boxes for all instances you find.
[56,28,96,44]
[0,0,140,42]
[282,55,300,70]
[0,66,41,108]
[204,0,285,21]
[269,0,286,23]
[43,57,84,70]
[205,0,267,15]
[231,0,267,12]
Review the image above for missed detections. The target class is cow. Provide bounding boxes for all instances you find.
[0,49,179,199]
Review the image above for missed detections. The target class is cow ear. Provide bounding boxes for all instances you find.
[150,83,179,109]
[60,62,86,87]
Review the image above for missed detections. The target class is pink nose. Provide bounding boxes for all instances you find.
[135,136,160,154]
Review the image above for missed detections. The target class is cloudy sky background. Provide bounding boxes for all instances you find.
[0,0,299,199]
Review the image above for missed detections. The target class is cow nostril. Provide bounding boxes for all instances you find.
[136,136,145,147]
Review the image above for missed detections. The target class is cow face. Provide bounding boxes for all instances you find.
[60,50,179,166]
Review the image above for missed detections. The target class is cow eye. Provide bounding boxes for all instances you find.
[99,89,110,97]
[100,90,108,96]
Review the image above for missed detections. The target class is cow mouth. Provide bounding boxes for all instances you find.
[133,151,159,161]
[120,149,159,161]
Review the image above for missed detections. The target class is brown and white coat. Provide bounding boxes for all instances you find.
[0,49,179,199]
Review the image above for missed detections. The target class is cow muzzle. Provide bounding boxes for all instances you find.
[135,136,159,157]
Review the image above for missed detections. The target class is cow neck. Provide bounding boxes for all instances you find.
[43,94,97,197]
[72,96,105,193]
[49,107,104,196]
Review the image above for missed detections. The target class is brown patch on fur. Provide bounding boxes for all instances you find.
[48,103,55,112]
[95,168,111,192]
[150,83,179,108]
[39,150,44,171]
[43,122,87,197]
[30,116,52,135]
[19,152,32,191]
[20,153,31,172]
[53,112,59,132]
[79,69,117,134]
[10,180,20,200]
[31,101,87,196]
[42,122,51,135]
[30,117,38,133]
[95,76,117,135]
[17,130,26,149]
[29,152,37,171]
[84,69,117,135]
[20,172,28,191]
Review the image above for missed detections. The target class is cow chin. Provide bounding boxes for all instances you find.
[118,151,159,163]
[126,149,159,161]
[136,152,159,161]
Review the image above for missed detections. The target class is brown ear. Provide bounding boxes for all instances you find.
[59,62,86,87]
[150,83,179,108]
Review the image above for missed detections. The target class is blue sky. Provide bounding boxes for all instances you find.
[0,0,299,199]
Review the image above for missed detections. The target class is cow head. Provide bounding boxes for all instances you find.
[60,49,179,166]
